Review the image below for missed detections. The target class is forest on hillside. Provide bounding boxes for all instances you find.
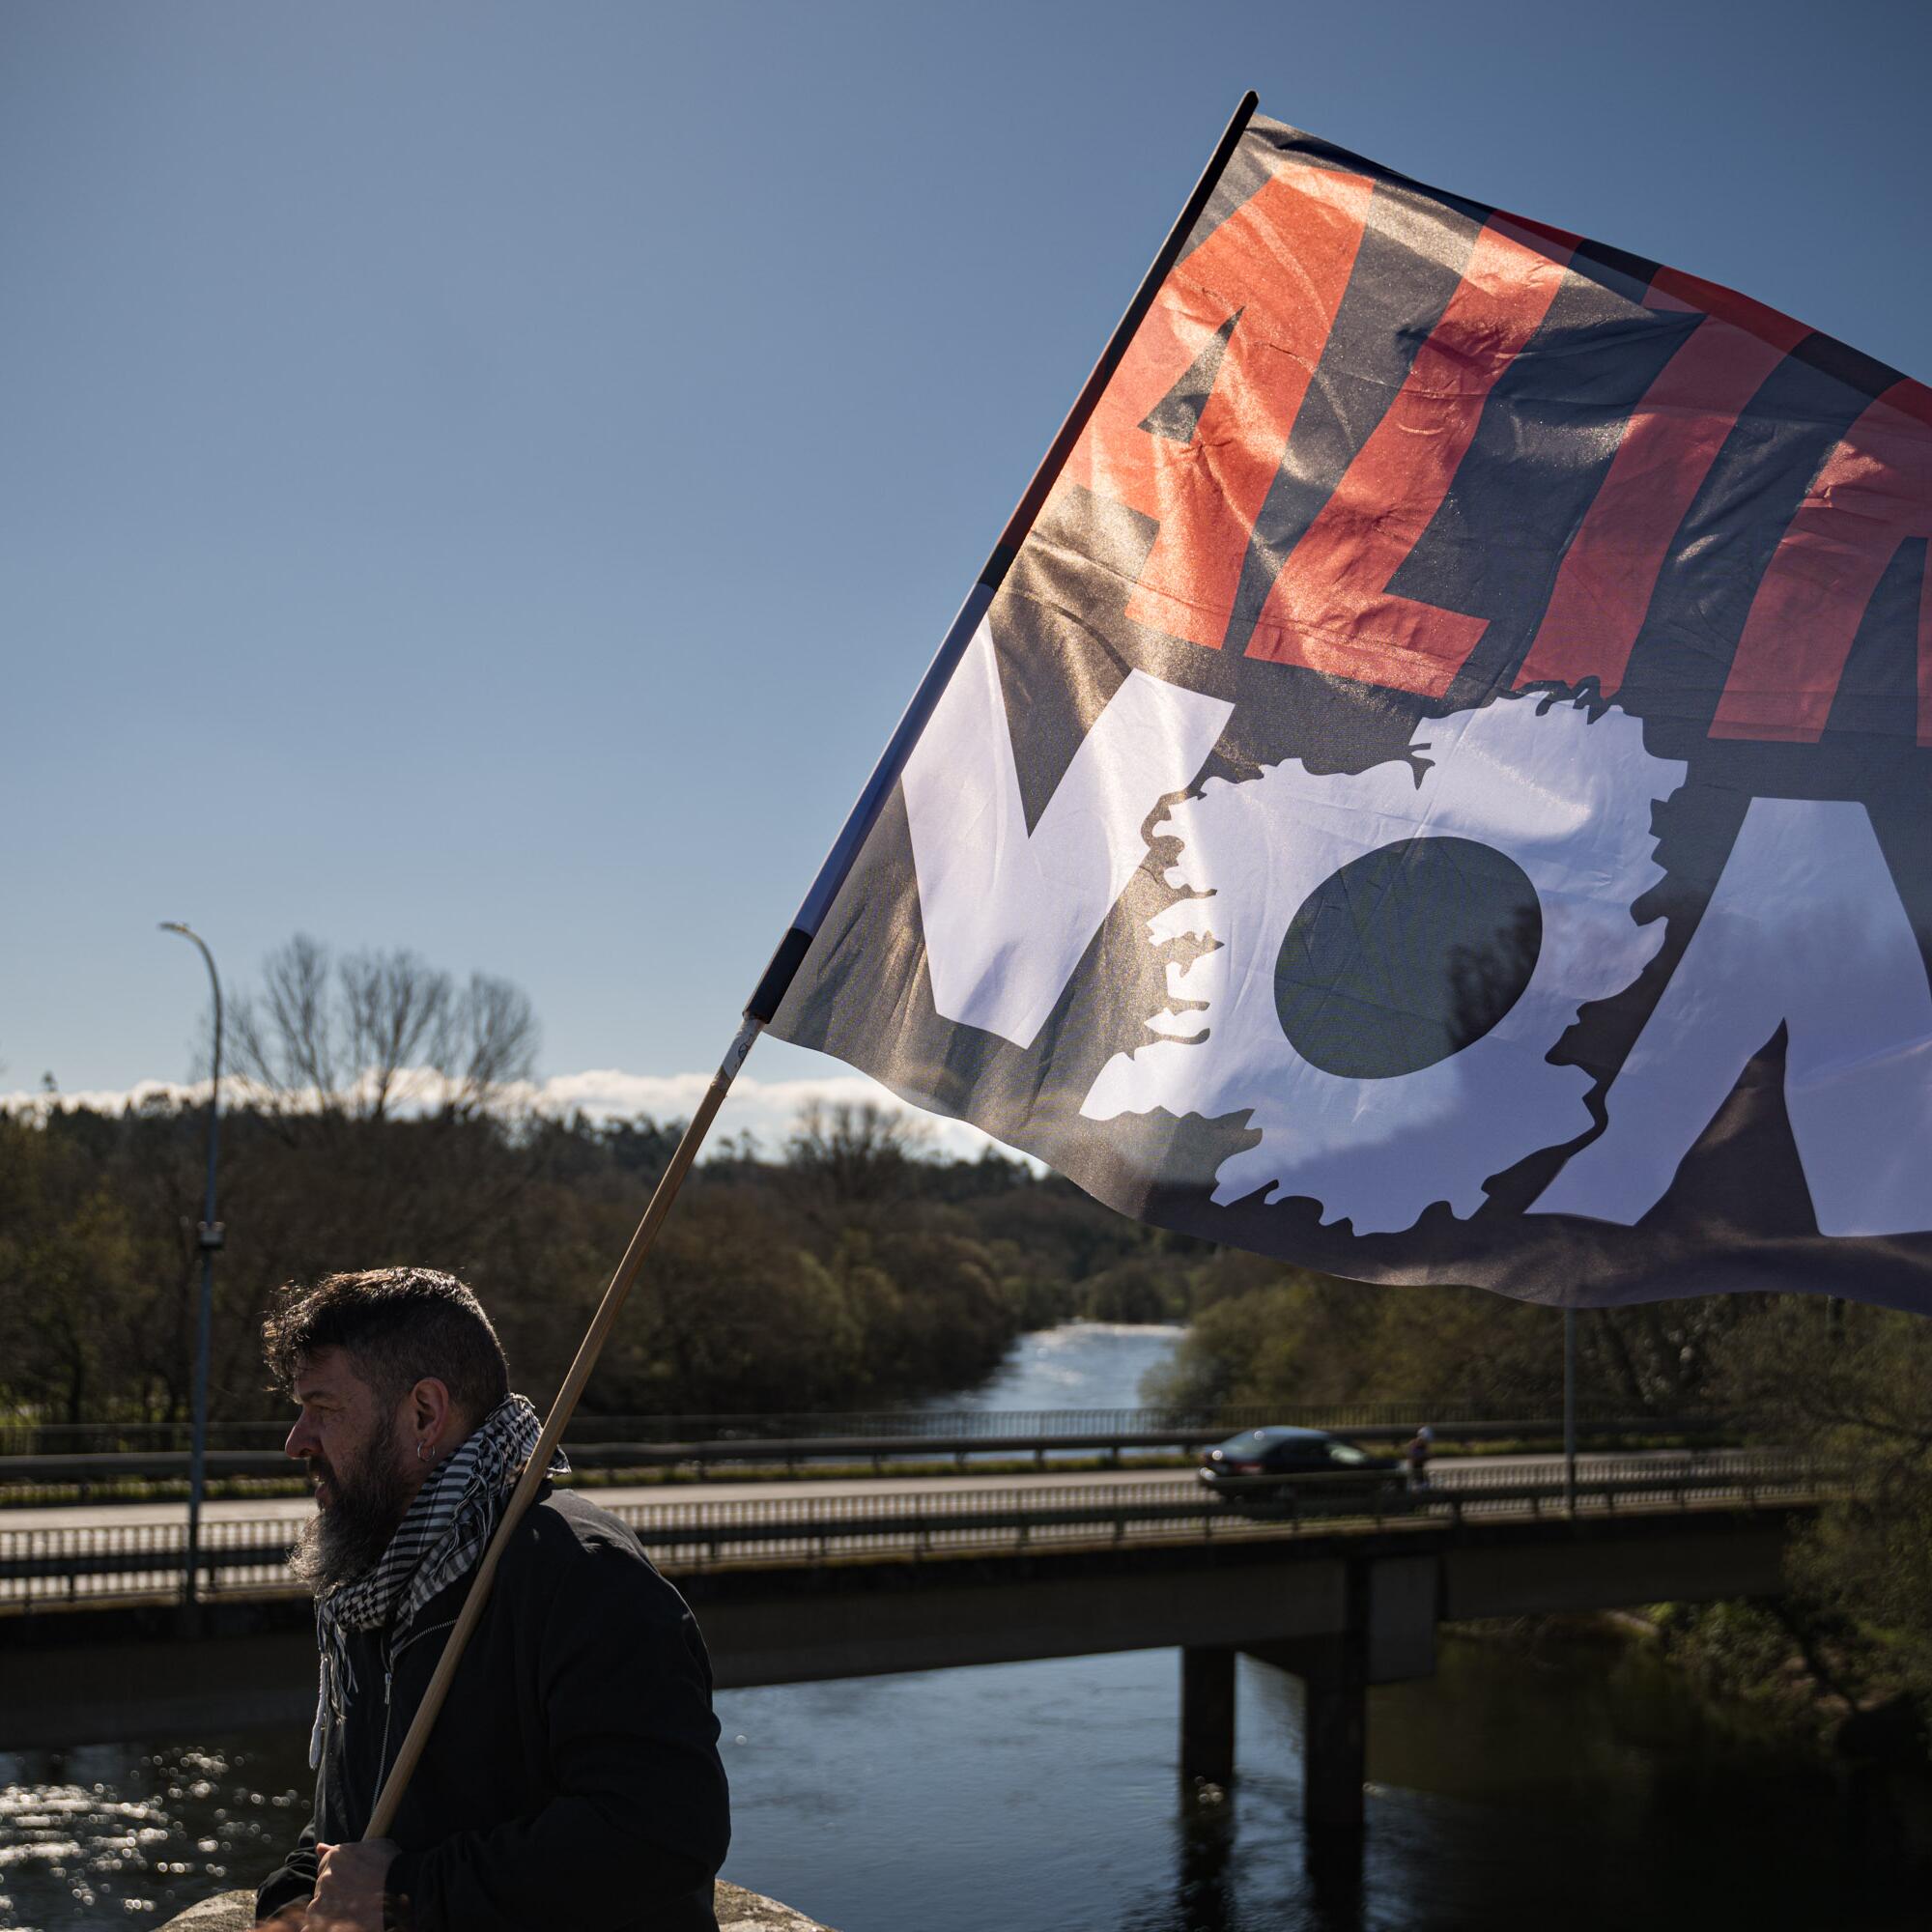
[0,939,1221,1426]
[0,1082,1220,1426]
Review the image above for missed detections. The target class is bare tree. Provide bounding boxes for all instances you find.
[452,971,541,1112]
[782,1099,929,1226]
[341,948,453,1117]
[231,934,538,1120]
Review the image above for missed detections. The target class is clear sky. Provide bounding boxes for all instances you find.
[4,0,1927,1129]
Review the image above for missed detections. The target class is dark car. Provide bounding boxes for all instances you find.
[1198,1427,1401,1512]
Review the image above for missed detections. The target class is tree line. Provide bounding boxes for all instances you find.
[0,937,1208,1430]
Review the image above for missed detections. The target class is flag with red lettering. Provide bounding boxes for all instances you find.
[767,113,1932,1311]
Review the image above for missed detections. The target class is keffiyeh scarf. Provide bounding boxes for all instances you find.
[308,1392,567,1767]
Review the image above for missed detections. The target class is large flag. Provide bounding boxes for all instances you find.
[762,110,1932,1312]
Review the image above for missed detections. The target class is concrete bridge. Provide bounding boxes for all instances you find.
[683,1471,1805,1833]
[0,1456,1814,1846]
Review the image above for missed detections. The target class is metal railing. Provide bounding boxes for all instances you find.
[0,1452,1821,1611]
[0,1400,1715,1460]
[0,1410,1728,1499]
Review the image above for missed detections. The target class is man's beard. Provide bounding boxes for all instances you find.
[290,1417,414,1597]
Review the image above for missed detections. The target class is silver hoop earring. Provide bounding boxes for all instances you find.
[417,1442,430,1463]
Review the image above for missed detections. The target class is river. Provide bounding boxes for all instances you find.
[3,1322,1924,1930]
[921,1316,1188,1413]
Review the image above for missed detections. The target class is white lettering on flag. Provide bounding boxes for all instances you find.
[902,618,1234,1049]
[1081,696,1684,1232]
[1533,797,1932,1235]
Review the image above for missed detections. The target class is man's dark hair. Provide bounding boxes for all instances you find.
[265,1267,510,1425]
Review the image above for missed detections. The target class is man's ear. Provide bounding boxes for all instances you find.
[410,1377,456,1457]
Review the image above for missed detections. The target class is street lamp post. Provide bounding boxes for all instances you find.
[1563,1306,1578,1517]
[161,922,225,1609]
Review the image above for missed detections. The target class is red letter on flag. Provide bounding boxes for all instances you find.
[1711,382,1932,744]
[1516,284,1803,696]
[1244,218,1573,697]
[1061,163,1376,650]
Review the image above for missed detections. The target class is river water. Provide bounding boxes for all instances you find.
[922,1317,1188,1413]
[3,1323,1924,1930]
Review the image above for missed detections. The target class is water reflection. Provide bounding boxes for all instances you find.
[714,1639,1926,1932]
[1174,1797,1243,1932]
[0,1744,308,1930]
[6,1635,1928,1932]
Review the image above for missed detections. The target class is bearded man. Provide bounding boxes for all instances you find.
[253,1267,729,1932]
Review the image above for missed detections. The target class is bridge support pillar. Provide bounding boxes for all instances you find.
[1179,1644,1236,1787]
[1244,1632,1367,1840]
[1300,1639,1367,1834]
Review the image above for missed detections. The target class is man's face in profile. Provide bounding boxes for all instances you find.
[284,1346,413,1594]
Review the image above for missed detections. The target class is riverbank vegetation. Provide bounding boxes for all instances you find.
[0,1091,1215,1425]
[1154,1264,1932,1762]
[1688,1302,1932,1760]
[1144,1258,1766,1417]
[0,939,1213,1430]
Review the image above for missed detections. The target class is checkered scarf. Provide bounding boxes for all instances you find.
[308,1393,566,1766]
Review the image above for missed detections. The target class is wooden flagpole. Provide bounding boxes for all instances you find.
[366,1015,759,1835]
[362,87,1261,1843]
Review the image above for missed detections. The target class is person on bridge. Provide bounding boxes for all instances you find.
[1405,1424,1434,1492]
[252,1266,729,1932]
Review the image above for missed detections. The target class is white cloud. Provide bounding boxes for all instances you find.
[524,1065,1015,1163]
[3,1065,1022,1166]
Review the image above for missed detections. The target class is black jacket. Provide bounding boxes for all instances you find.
[256,1486,730,1931]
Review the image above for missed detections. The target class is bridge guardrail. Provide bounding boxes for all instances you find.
[0,1453,1824,1610]
[0,1416,1729,1496]
[0,1403,1727,1461]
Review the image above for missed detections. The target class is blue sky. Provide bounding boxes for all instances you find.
[4,0,1926,1128]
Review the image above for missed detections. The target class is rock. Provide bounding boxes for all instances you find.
[157,1880,836,1930]
[156,1897,255,1932]
[717,1881,839,1931]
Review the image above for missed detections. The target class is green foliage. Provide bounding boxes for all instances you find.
[1650,1601,1814,1707]
[0,1107,202,1423]
[1146,1265,1781,1421]
[1081,1257,1187,1324]
[1145,1269,1568,1415]
[1707,1299,1932,1729]
[0,1092,1201,1428]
